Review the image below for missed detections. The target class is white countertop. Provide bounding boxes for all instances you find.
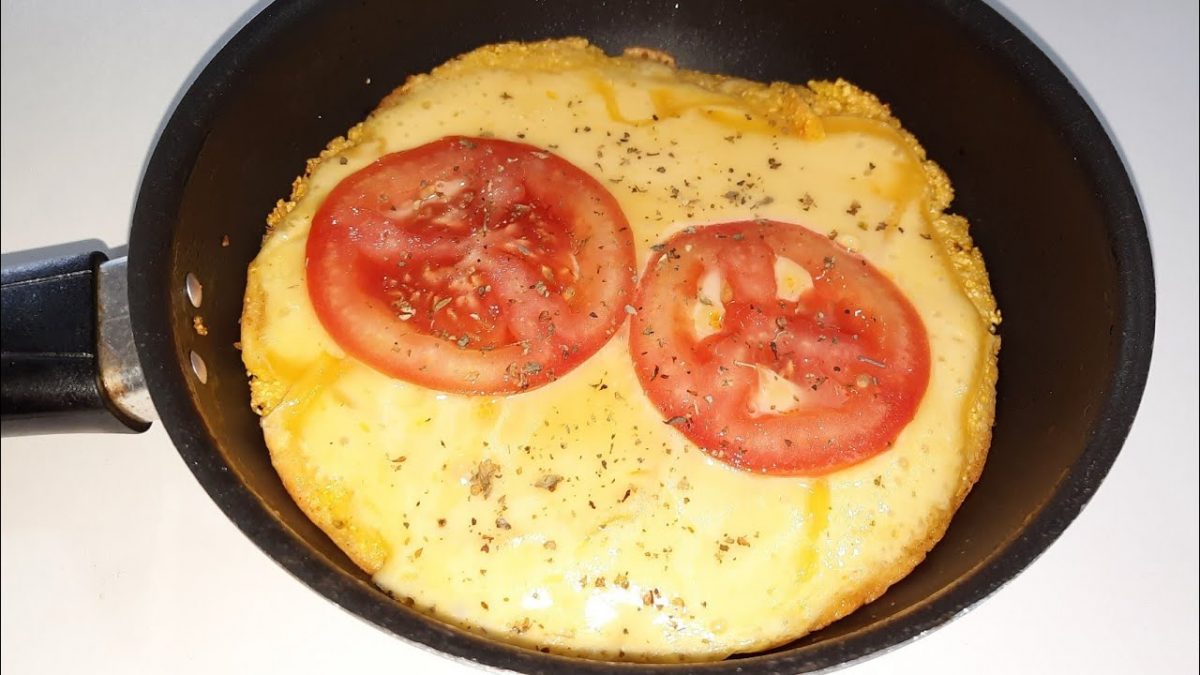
[2,1,1196,672]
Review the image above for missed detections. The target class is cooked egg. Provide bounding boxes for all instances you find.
[241,39,999,662]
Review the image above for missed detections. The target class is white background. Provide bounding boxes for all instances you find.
[2,0,1196,673]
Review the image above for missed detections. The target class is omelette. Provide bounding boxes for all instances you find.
[240,39,1000,662]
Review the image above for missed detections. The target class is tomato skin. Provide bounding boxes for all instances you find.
[630,221,930,475]
[306,136,637,394]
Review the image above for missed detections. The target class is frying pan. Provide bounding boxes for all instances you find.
[0,0,1155,672]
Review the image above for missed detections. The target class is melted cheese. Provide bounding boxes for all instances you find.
[243,41,997,662]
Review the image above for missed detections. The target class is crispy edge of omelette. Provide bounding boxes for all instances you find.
[241,37,1001,652]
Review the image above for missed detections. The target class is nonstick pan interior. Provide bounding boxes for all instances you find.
[128,0,1153,671]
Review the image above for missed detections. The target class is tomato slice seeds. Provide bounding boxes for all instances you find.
[630,220,930,475]
[306,136,637,394]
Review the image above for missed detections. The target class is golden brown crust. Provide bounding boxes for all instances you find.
[240,273,280,415]
[242,37,1000,660]
[621,46,677,67]
[265,124,368,230]
[261,358,391,574]
[271,440,391,575]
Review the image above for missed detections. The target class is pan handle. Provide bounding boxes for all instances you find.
[1,252,154,436]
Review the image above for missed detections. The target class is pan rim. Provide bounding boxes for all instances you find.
[128,0,1156,672]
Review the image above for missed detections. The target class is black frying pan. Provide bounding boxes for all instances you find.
[0,0,1154,672]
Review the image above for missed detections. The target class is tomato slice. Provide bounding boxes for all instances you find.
[306,136,637,394]
[630,221,930,475]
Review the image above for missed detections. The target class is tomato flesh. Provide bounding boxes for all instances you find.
[307,136,637,393]
[630,221,930,475]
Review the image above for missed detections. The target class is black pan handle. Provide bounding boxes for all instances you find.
[1,252,153,436]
